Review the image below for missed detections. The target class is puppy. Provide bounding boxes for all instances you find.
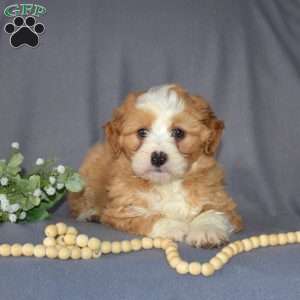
[68,84,243,248]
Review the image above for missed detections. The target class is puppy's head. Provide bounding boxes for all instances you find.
[105,84,224,184]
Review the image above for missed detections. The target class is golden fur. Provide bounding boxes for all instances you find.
[68,84,243,248]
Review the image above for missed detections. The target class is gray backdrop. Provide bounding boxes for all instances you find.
[0,1,300,299]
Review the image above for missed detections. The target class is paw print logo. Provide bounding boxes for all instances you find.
[4,16,45,48]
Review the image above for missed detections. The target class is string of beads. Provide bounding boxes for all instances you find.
[0,222,299,277]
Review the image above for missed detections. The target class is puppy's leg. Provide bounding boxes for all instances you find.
[68,143,112,222]
[185,210,234,248]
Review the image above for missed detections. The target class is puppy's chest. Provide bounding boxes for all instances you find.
[148,180,202,221]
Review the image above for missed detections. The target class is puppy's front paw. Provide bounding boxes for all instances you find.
[185,225,229,248]
[149,218,188,242]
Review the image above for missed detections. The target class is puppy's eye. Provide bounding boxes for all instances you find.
[171,128,185,140]
[137,128,149,138]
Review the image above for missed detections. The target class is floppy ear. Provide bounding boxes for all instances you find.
[203,113,224,156]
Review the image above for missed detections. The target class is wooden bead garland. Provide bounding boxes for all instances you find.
[0,222,299,277]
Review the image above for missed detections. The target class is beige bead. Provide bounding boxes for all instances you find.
[278,233,288,245]
[269,234,279,246]
[64,234,76,246]
[296,231,300,243]
[235,241,244,252]
[111,241,122,254]
[241,239,253,252]
[56,236,65,246]
[210,257,224,270]
[169,257,182,269]
[76,234,89,248]
[250,236,260,248]
[216,252,229,264]
[22,243,34,256]
[81,247,92,259]
[153,238,163,248]
[43,237,56,247]
[92,249,102,258]
[101,241,112,254]
[142,237,153,249]
[58,247,70,260]
[56,245,63,251]
[71,247,81,259]
[165,246,177,255]
[222,246,234,257]
[66,226,78,236]
[121,240,132,252]
[34,245,46,258]
[188,262,202,275]
[176,261,189,274]
[287,232,297,243]
[228,243,238,255]
[201,263,215,277]
[131,239,142,251]
[56,222,68,235]
[11,244,23,256]
[259,234,269,247]
[44,225,58,238]
[46,246,58,259]
[88,238,101,250]
[167,252,179,262]
[161,239,173,249]
[0,244,11,256]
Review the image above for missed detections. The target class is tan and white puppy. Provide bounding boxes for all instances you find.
[68,84,243,248]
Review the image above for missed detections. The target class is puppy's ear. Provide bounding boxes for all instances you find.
[203,112,224,156]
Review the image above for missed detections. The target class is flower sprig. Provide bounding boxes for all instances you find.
[0,143,84,223]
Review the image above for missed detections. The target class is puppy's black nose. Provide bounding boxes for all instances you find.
[151,151,168,167]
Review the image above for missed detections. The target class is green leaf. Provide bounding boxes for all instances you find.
[28,175,40,190]
[65,173,84,192]
[8,152,24,169]
[25,207,49,222]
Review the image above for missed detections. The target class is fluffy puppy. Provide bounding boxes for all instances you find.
[68,84,243,248]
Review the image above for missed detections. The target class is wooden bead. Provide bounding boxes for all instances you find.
[169,257,182,269]
[269,234,279,246]
[228,243,238,255]
[43,237,56,247]
[188,262,202,275]
[58,247,70,260]
[210,257,224,270]
[287,232,297,243]
[22,243,34,256]
[0,244,11,256]
[66,226,78,236]
[165,246,177,255]
[56,236,65,246]
[34,245,46,258]
[161,239,173,249]
[101,241,112,254]
[241,239,253,252]
[131,239,142,251]
[222,246,234,257]
[234,241,244,253]
[201,263,215,277]
[176,261,189,274]
[46,246,58,259]
[92,249,102,258]
[296,231,300,243]
[56,222,68,235]
[278,233,288,245]
[11,244,23,256]
[250,236,260,248]
[111,241,122,254]
[71,247,81,259]
[44,225,58,238]
[167,252,179,262]
[259,234,269,247]
[153,238,163,248]
[216,252,229,264]
[81,247,92,259]
[76,234,89,248]
[64,234,76,246]
[142,237,153,249]
[88,238,101,250]
[121,240,132,252]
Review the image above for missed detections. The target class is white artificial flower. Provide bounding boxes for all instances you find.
[11,142,20,149]
[57,165,65,174]
[0,194,9,212]
[8,213,17,223]
[36,158,45,165]
[45,186,56,196]
[49,176,56,185]
[33,188,42,197]
[8,203,20,213]
[0,177,8,186]
[19,211,26,220]
[56,183,65,190]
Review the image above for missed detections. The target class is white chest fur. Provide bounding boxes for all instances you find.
[145,180,202,221]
